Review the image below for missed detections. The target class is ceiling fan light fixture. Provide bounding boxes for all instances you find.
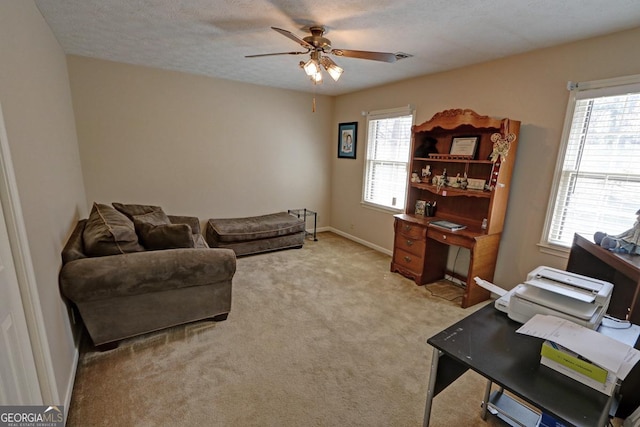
[303,58,320,76]
[311,71,323,84]
[249,26,400,89]
[321,57,343,81]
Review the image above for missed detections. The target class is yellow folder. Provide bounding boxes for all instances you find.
[541,341,608,384]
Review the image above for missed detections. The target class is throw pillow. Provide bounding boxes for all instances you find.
[112,202,162,220]
[133,210,194,250]
[83,203,145,257]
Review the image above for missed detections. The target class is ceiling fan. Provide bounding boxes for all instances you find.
[246,26,398,84]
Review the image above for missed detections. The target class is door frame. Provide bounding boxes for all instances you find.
[0,101,58,404]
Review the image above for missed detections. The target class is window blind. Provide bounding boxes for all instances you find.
[363,107,414,210]
[546,80,640,247]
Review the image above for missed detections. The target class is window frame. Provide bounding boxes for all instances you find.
[540,74,640,255]
[361,106,415,213]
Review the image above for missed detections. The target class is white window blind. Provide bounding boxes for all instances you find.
[362,106,414,211]
[544,76,640,248]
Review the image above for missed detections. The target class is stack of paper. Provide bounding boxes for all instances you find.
[517,314,640,396]
[540,340,617,395]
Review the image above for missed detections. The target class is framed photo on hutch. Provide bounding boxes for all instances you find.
[338,122,358,159]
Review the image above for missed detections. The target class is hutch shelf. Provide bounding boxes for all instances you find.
[391,109,520,308]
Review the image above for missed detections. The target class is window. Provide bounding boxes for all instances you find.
[362,106,415,211]
[542,75,640,249]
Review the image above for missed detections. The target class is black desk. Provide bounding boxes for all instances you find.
[423,304,617,426]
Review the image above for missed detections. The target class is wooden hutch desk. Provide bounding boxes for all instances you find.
[391,109,520,308]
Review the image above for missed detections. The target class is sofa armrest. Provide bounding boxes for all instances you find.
[60,248,236,302]
[168,215,200,235]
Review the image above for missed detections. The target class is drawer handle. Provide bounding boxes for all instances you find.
[403,224,412,232]
[403,256,412,263]
[406,239,414,246]
[442,235,447,240]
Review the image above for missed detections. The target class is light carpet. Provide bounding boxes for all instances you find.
[66,232,504,426]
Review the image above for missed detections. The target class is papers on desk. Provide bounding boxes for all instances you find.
[516,314,640,381]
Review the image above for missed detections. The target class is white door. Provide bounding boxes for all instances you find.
[0,107,41,404]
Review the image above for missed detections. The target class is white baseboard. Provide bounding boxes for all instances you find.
[305,226,330,237]
[326,227,392,256]
[63,335,80,424]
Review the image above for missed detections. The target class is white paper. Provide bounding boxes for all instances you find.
[516,314,640,380]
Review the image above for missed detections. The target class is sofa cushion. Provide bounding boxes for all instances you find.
[168,215,201,235]
[83,203,145,257]
[113,202,162,220]
[134,210,195,250]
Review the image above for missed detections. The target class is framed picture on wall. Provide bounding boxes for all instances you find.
[338,122,358,159]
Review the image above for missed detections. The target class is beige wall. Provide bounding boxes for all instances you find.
[67,56,333,226]
[0,0,87,404]
[332,27,640,290]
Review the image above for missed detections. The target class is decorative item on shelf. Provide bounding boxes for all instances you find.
[425,201,436,217]
[415,200,426,216]
[489,132,516,162]
[487,132,515,190]
[414,136,438,158]
[466,178,486,190]
[434,169,447,193]
[489,156,502,189]
[411,171,421,183]
[421,165,431,179]
[450,173,462,188]
[460,173,468,190]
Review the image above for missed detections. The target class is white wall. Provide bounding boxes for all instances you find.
[0,0,87,404]
[67,56,333,226]
[331,27,640,290]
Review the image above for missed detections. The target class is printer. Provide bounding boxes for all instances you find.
[478,266,614,330]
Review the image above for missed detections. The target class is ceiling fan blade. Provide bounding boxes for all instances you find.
[271,27,314,49]
[331,49,397,63]
[245,51,308,58]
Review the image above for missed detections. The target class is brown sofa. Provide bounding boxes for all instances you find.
[59,203,236,350]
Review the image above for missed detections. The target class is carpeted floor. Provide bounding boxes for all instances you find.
[66,232,507,426]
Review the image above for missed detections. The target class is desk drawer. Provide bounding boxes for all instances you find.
[394,232,426,257]
[393,248,424,274]
[427,228,473,248]
[396,220,427,240]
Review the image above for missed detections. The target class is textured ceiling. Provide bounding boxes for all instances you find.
[35,0,640,96]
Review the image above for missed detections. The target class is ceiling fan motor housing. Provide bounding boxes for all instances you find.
[303,26,332,51]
